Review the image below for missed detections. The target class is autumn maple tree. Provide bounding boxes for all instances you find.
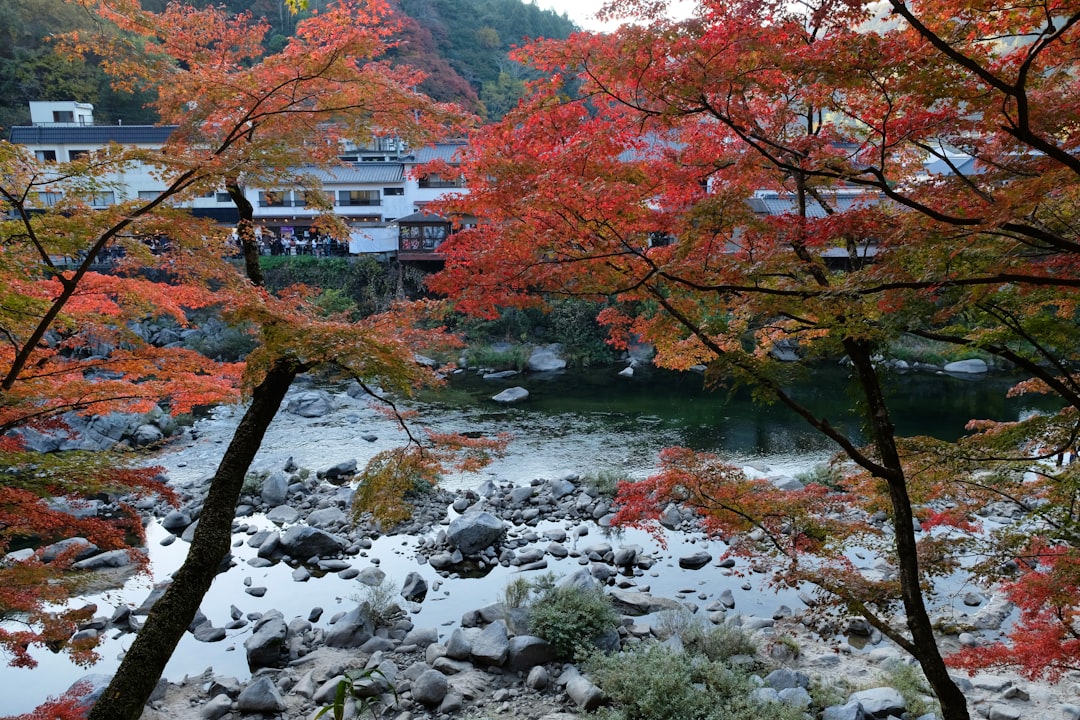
[1,0,481,718]
[429,1,1080,717]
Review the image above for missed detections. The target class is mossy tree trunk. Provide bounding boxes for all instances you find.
[87,359,300,720]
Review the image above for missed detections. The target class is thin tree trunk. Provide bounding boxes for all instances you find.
[227,183,264,287]
[845,339,970,720]
[87,359,299,720]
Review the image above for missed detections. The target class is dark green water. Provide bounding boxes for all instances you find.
[424,363,1060,464]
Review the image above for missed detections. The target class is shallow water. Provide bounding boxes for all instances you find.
[0,365,1053,714]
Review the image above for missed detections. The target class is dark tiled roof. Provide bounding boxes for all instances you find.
[303,164,405,184]
[8,125,176,145]
[411,143,466,164]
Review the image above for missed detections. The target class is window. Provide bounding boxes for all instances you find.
[52,110,75,123]
[383,187,404,196]
[418,174,463,189]
[259,190,287,207]
[338,190,380,206]
[68,150,89,161]
[35,150,57,162]
[89,191,115,207]
[216,192,233,203]
[138,191,161,201]
[36,191,62,207]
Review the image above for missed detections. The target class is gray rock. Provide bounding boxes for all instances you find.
[718,589,736,609]
[236,676,286,713]
[779,686,812,709]
[526,665,549,690]
[507,635,555,671]
[40,537,98,563]
[130,423,164,446]
[527,345,567,372]
[402,626,439,648]
[244,610,287,668]
[260,471,289,506]
[200,694,233,720]
[318,459,357,481]
[765,668,810,690]
[313,675,348,704]
[286,389,335,417]
[446,511,506,554]
[401,571,429,602]
[823,701,867,720]
[987,707,1021,720]
[411,669,449,706]
[357,566,387,586]
[324,605,374,648]
[848,687,905,718]
[943,358,988,374]
[192,624,226,642]
[307,506,347,528]
[446,628,474,660]
[492,386,529,403]
[609,589,685,616]
[160,510,193,533]
[266,505,300,524]
[561,667,603,711]
[471,619,510,666]
[278,525,345,559]
[72,549,135,571]
[678,551,712,569]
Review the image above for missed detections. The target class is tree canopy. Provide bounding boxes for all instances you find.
[430,1,1080,716]
[1,0,493,717]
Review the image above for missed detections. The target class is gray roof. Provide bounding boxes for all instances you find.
[747,191,883,218]
[301,164,404,184]
[8,125,176,145]
[410,143,466,164]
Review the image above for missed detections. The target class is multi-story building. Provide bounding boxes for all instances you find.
[7,101,466,257]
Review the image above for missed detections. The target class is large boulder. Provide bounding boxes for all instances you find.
[527,345,567,373]
[244,610,287,668]
[260,471,289,506]
[848,687,906,718]
[470,619,510,666]
[278,526,345,560]
[492,387,529,404]
[943,358,988,374]
[446,511,506,554]
[286,390,335,417]
[324,605,374,648]
[411,669,449,707]
[236,676,286,713]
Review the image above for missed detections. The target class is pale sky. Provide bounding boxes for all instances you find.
[533,0,696,32]
[534,0,611,31]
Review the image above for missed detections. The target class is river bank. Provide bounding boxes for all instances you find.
[2,366,1072,717]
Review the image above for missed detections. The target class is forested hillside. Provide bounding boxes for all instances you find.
[0,0,577,129]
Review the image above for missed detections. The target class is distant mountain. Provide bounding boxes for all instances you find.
[0,0,578,130]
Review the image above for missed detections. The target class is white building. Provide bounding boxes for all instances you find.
[7,102,467,257]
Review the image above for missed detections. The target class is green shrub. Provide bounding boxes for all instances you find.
[581,469,628,499]
[356,576,400,627]
[466,344,530,371]
[528,580,620,660]
[877,663,938,718]
[586,642,804,720]
[682,621,759,663]
[501,576,532,610]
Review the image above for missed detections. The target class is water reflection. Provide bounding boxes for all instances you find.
[1,364,1058,713]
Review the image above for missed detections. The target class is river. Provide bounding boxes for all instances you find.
[0,363,1055,714]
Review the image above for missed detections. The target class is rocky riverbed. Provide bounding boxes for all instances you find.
[41,458,1080,720]
[8,377,1080,720]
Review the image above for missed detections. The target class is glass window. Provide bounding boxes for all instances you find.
[35,150,57,162]
[337,190,380,206]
